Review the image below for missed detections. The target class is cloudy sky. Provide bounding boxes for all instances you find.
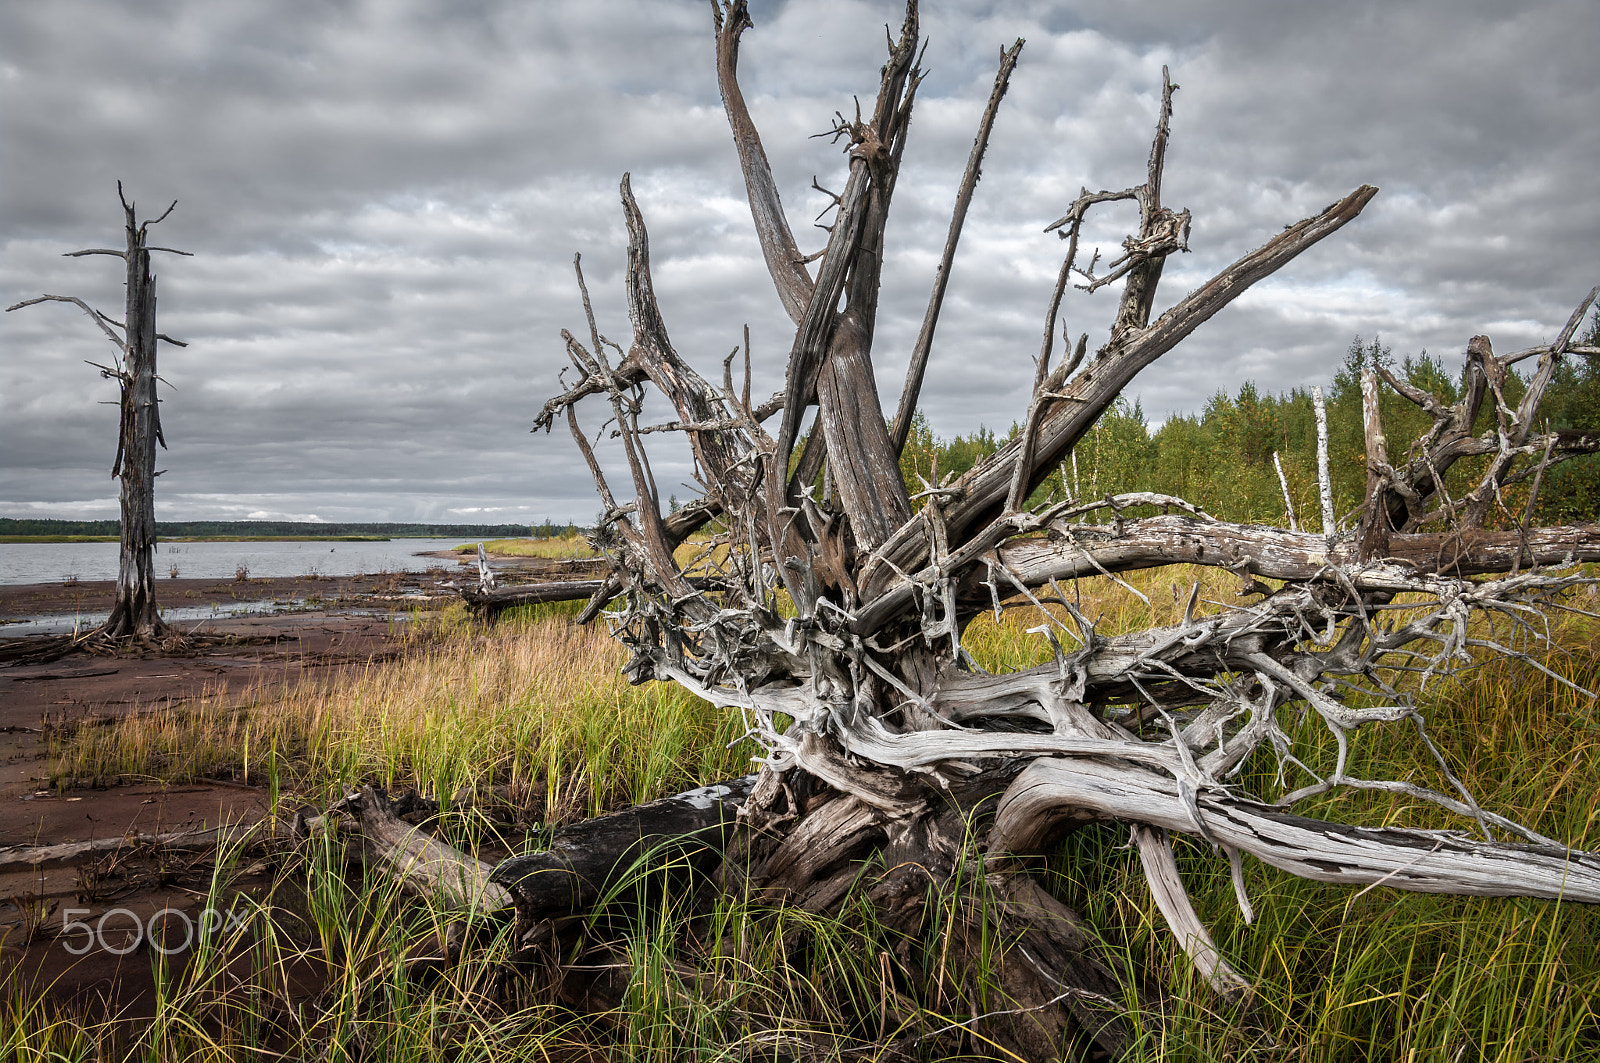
[2,0,1595,526]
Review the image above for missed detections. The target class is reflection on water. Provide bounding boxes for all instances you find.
[0,598,310,637]
[1,598,435,637]
[2,538,477,586]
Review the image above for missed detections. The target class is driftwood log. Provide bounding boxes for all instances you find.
[342,4,1598,1058]
[321,788,514,913]
[491,776,755,914]
[304,780,755,916]
[0,820,274,873]
[461,577,610,615]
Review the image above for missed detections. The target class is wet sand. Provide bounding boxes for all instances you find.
[0,571,470,1009]
[0,554,612,1009]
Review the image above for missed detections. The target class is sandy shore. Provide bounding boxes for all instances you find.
[1,568,464,620]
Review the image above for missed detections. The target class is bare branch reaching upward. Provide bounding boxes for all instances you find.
[522,16,1600,1052]
[890,39,1023,458]
[712,0,814,325]
[862,183,1378,597]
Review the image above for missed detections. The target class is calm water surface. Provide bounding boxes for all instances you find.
[2,538,478,586]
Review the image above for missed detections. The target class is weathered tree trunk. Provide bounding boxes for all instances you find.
[7,184,189,645]
[104,199,167,639]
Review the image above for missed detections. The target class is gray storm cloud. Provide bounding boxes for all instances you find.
[3,0,1595,523]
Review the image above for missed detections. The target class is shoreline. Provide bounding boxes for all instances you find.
[0,553,603,627]
[0,607,415,1007]
[0,571,464,628]
[0,535,395,544]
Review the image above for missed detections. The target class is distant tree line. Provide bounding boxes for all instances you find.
[530,519,581,538]
[897,323,1600,528]
[24,317,1591,548]
[0,518,534,539]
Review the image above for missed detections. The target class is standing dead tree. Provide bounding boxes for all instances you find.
[7,184,190,644]
[370,3,1600,1057]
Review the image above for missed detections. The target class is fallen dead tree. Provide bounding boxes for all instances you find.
[460,513,717,617]
[301,780,756,918]
[462,521,1600,622]
[334,3,1598,1057]
[460,577,610,616]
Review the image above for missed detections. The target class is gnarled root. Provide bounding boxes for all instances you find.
[991,756,1600,1016]
[723,772,1150,1059]
[326,750,1600,1061]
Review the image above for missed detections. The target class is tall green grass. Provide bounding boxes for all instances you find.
[19,575,1600,1060]
[1022,569,1600,1060]
[2,814,949,1061]
[3,825,576,1062]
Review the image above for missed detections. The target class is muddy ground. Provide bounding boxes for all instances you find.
[0,559,585,1016]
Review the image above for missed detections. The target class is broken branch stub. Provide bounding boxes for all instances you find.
[516,3,1599,1054]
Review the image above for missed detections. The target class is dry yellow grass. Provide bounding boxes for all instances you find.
[456,534,597,559]
[52,604,751,819]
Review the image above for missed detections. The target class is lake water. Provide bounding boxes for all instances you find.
[1,599,405,637]
[1,538,480,586]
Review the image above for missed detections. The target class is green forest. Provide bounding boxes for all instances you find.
[898,325,1600,529]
